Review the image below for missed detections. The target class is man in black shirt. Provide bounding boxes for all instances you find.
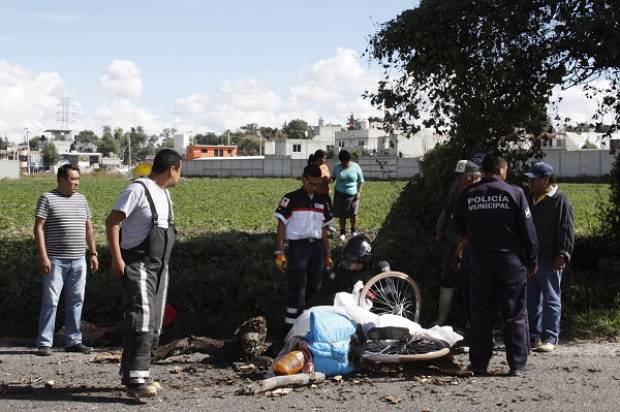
[452,153,538,376]
[525,162,574,353]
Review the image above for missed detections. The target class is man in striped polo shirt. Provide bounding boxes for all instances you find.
[34,164,99,356]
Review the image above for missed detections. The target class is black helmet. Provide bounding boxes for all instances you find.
[341,234,372,270]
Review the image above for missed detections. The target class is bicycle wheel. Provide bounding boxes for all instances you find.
[363,337,450,363]
[358,271,421,322]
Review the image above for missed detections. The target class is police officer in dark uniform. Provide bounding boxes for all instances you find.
[305,233,390,308]
[274,164,333,327]
[452,153,538,376]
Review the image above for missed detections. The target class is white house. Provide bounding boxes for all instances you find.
[174,133,191,157]
[264,119,344,159]
[335,123,447,158]
[264,139,328,160]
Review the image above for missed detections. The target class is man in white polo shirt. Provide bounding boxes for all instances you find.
[106,149,181,399]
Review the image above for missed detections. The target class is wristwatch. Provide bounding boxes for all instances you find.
[88,251,98,257]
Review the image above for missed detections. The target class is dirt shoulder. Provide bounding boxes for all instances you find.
[1,340,619,411]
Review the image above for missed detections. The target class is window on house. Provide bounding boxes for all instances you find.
[293,144,301,153]
[227,149,232,154]
[201,148,208,153]
[338,141,345,148]
[358,140,365,147]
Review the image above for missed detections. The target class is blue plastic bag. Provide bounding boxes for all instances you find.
[305,310,356,376]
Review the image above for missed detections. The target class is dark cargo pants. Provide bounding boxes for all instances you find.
[468,252,529,372]
[285,238,324,325]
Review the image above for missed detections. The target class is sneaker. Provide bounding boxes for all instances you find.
[126,383,158,399]
[535,342,556,352]
[351,231,359,237]
[37,346,52,356]
[65,343,93,354]
[338,234,346,242]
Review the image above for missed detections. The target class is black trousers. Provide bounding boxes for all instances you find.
[120,257,168,384]
[468,252,529,372]
[285,239,324,325]
[120,226,175,385]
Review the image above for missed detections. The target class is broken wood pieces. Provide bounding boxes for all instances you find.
[239,372,326,395]
[90,351,122,363]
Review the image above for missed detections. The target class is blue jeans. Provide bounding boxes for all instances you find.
[527,260,562,344]
[37,257,87,348]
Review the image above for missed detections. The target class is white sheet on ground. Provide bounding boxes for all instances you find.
[286,285,463,347]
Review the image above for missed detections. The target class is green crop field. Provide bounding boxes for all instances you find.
[0,176,408,240]
[0,176,609,240]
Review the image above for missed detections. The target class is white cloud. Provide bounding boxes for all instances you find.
[0,61,65,140]
[98,60,143,99]
[174,79,284,131]
[550,81,614,125]
[173,49,383,132]
[84,99,162,133]
[288,48,383,123]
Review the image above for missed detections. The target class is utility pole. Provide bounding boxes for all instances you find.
[24,127,30,175]
[257,130,262,156]
[128,129,132,167]
[304,130,308,159]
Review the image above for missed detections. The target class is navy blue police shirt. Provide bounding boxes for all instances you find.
[274,188,333,240]
[451,176,538,269]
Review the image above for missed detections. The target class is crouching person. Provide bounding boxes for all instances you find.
[105,149,181,398]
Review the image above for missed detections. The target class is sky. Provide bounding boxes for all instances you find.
[0,0,602,143]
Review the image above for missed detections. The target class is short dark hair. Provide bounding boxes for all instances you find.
[338,150,351,162]
[152,149,181,174]
[303,164,322,178]
[57,164,80,182]
[481,152,507,174]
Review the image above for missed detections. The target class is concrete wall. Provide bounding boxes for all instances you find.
[181,150,613,180]
[0,160,20,179]
[182,155,420,179]
[542,149,616,177]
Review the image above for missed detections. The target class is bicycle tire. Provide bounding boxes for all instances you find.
[363,337,450,363]
[358,271,422,323]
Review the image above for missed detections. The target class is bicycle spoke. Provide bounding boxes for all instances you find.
[361,272,421,322]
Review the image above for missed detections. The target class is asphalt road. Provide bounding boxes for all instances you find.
[1,340,619,411]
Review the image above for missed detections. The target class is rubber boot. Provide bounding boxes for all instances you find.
[435,287,455,325]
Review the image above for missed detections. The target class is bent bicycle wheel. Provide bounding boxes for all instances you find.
[359,271,421,322]
[363,337,450,363]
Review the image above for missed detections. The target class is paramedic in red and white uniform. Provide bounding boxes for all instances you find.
[274,164,334,326]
